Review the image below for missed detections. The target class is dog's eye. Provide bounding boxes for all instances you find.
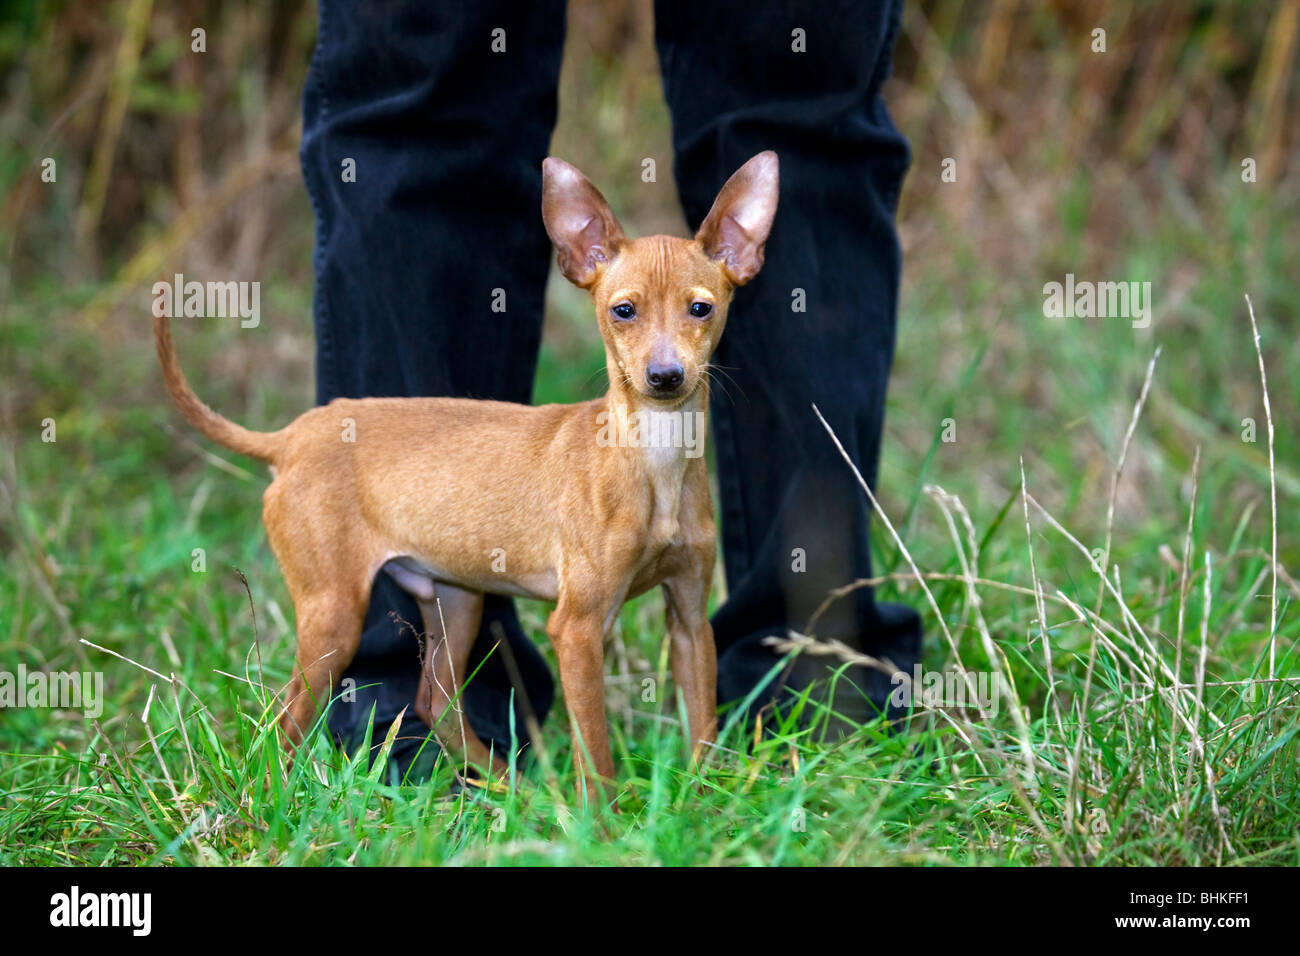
[689,301,713,318]
[611,303,636,320]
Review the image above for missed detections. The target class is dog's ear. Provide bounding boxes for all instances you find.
[695,151,779,286]
[542,158,626,289]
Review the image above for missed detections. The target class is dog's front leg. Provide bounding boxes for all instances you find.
[662,568,718,765]
[546,595,614,804]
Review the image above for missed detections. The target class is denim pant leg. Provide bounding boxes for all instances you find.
[300,0,565,769]
[654,0,923,720]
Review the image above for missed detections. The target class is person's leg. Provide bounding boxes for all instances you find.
[655,0,922,728]
[299,0,564,776]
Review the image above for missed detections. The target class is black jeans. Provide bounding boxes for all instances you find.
[300,0,922,771]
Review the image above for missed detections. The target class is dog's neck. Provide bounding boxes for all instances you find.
[597,359,707,536]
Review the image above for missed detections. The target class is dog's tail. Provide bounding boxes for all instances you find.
[154,310,284,463]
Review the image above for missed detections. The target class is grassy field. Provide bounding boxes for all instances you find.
[3,180,1296,864]
[1,1,1298,865]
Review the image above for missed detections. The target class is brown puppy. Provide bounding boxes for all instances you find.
[155,152,779,799]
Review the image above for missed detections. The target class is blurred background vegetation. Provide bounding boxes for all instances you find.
[2,0,1297,669]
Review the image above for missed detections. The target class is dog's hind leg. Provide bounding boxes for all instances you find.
[413,583,505,777]
[265,479,374,758]
[279,591,367,755]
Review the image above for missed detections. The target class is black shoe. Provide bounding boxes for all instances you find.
[716,601,922,738]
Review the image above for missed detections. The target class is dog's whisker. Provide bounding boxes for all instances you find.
[704,364,744,404]
[703,368,733,405]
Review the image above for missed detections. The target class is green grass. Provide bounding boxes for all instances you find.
[2,172,1298,866]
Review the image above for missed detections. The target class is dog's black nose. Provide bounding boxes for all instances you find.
[646,363,685,392]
